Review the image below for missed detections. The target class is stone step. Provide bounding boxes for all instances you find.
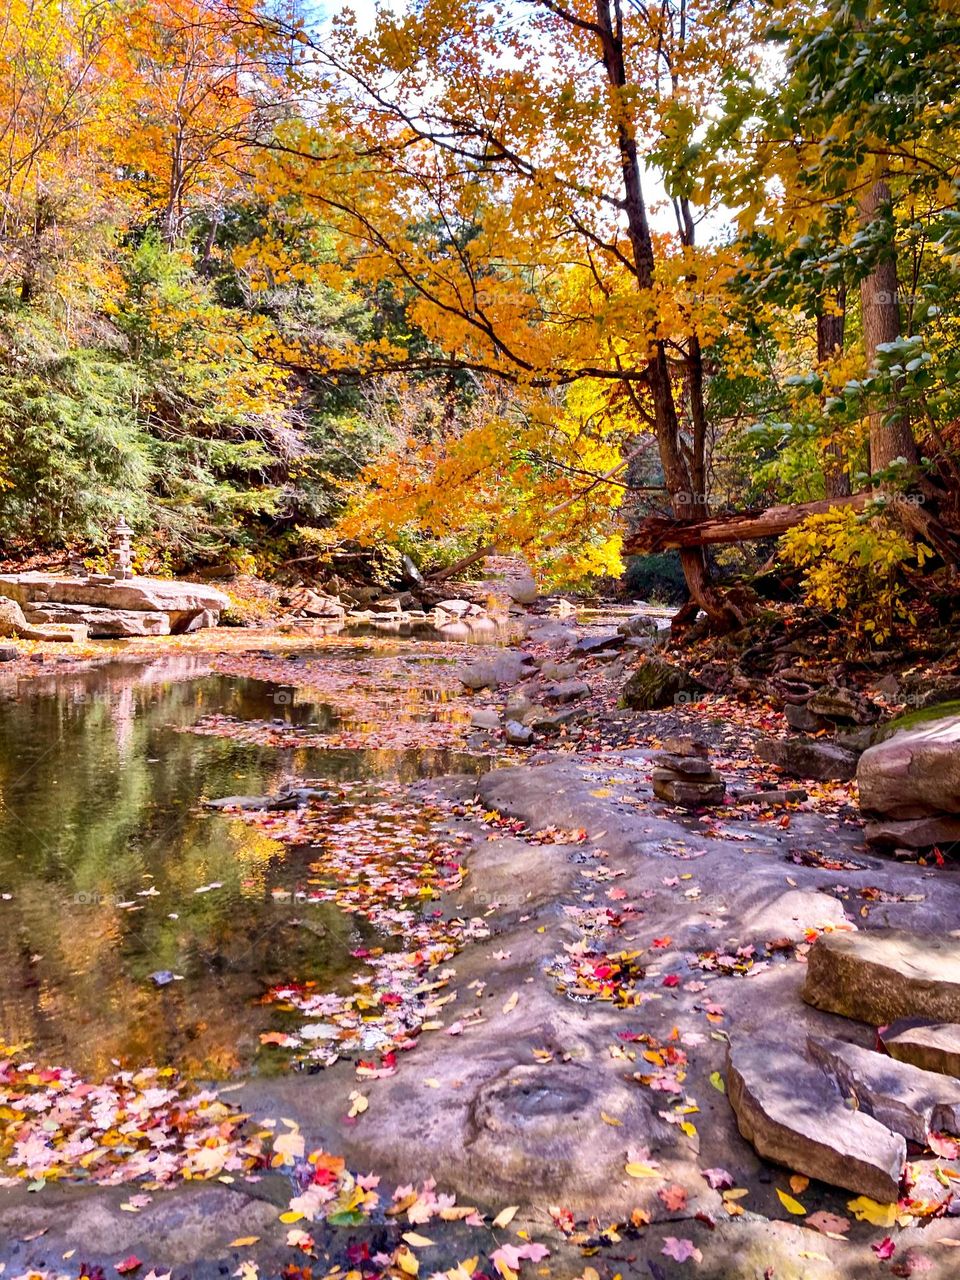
[726,1038,905,1202]
[807,1034,960,1143]
[880,1020,960,1078]
[803,928,960,1026]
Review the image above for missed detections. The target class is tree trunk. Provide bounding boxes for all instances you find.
[816,288,851,498]
[594,0,739,629]
[624,491,870,553]
[858,180,919,476]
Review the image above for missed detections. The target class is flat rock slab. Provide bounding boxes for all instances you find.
[881,1020,960,1077]
[858,714,960,818]
[757,735,857,781]
[726,1037,906,1202]
[803,929,960,1025]
[808,1034,960,1143]
[23,602,170,637]
[0,573,229,615]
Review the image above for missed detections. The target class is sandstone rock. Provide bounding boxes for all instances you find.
[650,752,715,777]
[0,645,16,662]
[807,1034,960,1143]
[504,577,537,605]
[661,735,709,757]
[182,608,220,633]
[436,598,473,616]
[803,929,960,1026]
[726,1038,906,1201]
[504,694,533,721]
[0,597,86,642]
[757,735,857,781]
[652,771,725,808]
[621,659,702,711]
[542,679,590,704]
[735,787,808,806]
[22,602,170,637]
[738,889,848,943]
[858,713,960,818]
[470,708,501,730]
[504,720,534,746]
[0,572,228,615]
[881,1020,960,1077]
[864,815,960,851]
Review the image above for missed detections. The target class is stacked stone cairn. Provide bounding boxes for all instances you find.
[651,735,725,808]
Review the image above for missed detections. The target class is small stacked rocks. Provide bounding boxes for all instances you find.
[651,736,725,808]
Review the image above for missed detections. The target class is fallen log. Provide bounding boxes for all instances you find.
[623,492,871,554]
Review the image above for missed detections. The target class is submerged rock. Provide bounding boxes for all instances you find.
[803,929,960,1026]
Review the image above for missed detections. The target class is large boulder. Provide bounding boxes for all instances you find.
[803,929,960,1026]
[0,597,86,643]
[726,1038,905,1201]
[858,710,960,818]
[621,658,702,711]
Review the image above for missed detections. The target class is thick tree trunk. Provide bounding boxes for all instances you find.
[858,181,919,475]
[594,0,739,629]
[816,289,851,498]
[624,492,870,553]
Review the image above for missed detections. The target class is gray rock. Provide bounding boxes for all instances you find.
[0,596,86,643]
[436,598,473,616]
[864,815,960,851]
[522,705,579,733]
[504,577,537,604]
[504,720,534,746]
[757,735,857,781]
[617,614,659,638]
[650,752,716,777]
[808,686,877,724]
[881,1020,960,1077]
[542,679,590,704]
[624,635,658,653]
[459,652,529,689]
[726,1038,906,1201]
[621,659,702,711]
[784,702,827,733]
[661,735,709,757]
[525,622,577,649]
[23,601,171,637]
[539,659,579,680]
[0,645,16,662]
[470,708,501,730]
[803,929,960,1026]
[504,693,533,721]
[858,713,960,818]
[572,632,624,655]
[400,553,425,587]
[807,1034,960,1143]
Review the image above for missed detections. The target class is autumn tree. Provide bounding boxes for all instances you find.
[242,0,781,622]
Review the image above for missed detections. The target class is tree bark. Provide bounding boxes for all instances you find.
[594,0,739,628]
[816,288,851,498]
[624,492,870,553]
[858,180,919,475]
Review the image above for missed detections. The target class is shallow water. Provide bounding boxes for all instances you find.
[0,651,486,1080]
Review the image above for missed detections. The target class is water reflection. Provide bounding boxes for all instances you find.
[0,653,486,1080]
